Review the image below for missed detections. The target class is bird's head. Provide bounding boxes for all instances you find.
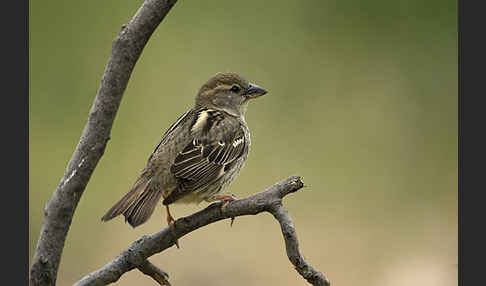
[195,72,267,118]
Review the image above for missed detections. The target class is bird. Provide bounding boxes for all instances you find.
[101,72,267,246]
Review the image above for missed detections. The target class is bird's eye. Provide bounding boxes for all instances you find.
[230,85,241,93]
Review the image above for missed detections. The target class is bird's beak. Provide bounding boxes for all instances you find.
[245,83,267,99]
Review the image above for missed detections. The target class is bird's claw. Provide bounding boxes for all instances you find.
[165,205,180,249]
[167,217,179,249]
[214,193,237,227]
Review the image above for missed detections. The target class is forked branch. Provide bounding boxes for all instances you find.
[74,176,330,286]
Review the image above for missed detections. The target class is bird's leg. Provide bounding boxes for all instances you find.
[165,205,179,249]
[212,193,237,226]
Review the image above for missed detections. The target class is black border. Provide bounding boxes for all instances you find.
[4,0,28,284]
[458,1,486,285]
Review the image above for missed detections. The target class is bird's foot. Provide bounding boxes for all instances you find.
[165,205,180,249]
[213,193,237,226]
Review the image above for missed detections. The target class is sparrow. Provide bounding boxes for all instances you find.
[101,72,267,245]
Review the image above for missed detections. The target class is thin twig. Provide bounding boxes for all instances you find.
[137,260,171,286]
[73,176,330,286]
[270,204,330,286]
[29,1,178,286]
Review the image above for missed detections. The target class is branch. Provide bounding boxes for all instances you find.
[29,1,178,285]
[73,176,330,286]
[137,260,171,286]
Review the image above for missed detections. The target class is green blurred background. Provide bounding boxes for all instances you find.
[30,0,457,285]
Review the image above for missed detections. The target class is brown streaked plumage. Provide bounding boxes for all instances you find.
[101,72,267,240]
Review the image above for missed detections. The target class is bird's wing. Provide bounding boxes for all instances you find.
[102,109,194,227]
[171,135,246,189]
[147,109,193,162]
[164,114,246,204]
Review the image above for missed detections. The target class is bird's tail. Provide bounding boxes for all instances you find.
[101,178,163,228]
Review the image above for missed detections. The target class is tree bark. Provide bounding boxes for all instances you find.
[29,1,178,285]
[73,176,330,286]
